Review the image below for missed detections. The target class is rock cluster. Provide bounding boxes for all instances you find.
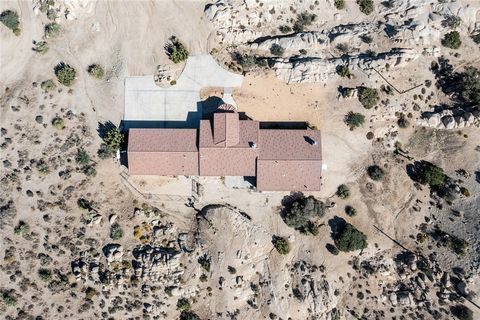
[417,108,480,129]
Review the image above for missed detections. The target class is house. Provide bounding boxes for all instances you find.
[127,110,322,191]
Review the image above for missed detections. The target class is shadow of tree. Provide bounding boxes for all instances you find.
[97,121,117,140]
[328,216,347,240]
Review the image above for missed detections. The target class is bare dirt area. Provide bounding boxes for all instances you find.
[1,1,480,320]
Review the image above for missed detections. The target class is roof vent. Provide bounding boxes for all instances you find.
[305,136,317,145]
[249,141,257,149]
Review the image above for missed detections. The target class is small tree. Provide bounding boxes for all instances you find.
[54,63,76,86]
[442,31,461,49]
[344,111,365,130]
[110,223,124,240]
[75,148,90,164]
[367,165,385,181]
[293,12,316,32]
[270,43,285,56]
[44,22,60,38]
[272,236,290,255]
[334,0,345,10]
[166,36,189,63]
[334,223,368,252]
[104,127,123,154]
[357,86,379,109]
[397,116,410,128]
[0,10,20,35]
[88,64,105,79]
[38,268,52,282]
[336,184,350,199]
[357,0,374,15]
[412,161,446,187]
[336,65,351,78]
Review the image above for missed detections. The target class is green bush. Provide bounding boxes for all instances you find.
[270,43,285,56]
[344,111,365,130]
[51,116,65,130]
[36,160,50,175]
[167,36,189,63]
[44,22,60,38]
[75,148,90,164]
[397,116,410,128]
[110,223,124,240]
[357,0,374,15]
[357,86,379,109]
[82,165,97,177]
[104,127,123,154]
[413,161,446,187]
[336,184,350,199]
[334,0,345,10]
[0,10,20,35]
[367,165,385,181]
[38,268,52,282]
[33,41,49,54]
[85,287,96,300]
[2,290,17,306]
[177,298,191,312]
[293,11,317,32]
[336,65,351,78]
[54,62,76,86]
[457,67,480,105]
[41,79,56,92]
[278,25,292,34]
[442,31,461,49]
[345,205,357,217]
[334,223,368,252]
[282,195,326,235]
[14,220,30,236]
[272,236,290,254]
[87,64,105,79]
[451,304,473,320]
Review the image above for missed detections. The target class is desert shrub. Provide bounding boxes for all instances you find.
[397,116,410,128]
[41,79,56,92]
[14,220,30,236]
[472,33,480,44]
[110,223,124,240]
[97,143,111,159]
[344,111,365,130]
[272,236,290,254]
[293,11,316,32]
[36,160,50,174]
[278,25,292,33]
[177,298,191,312]
[235,54,256,72]
[51,116,65,129]
[38,268,52,282]
[299,49,307,55]
[33,40,49,54]
[442,31,461,49]
[2,290,17,306]
[282,195,325,235]
[0,10,20,35]
[334,223,368,252]
[227,266,236,274]
[180,311,200,320]
[87,64,105,79]
[345,205,357,217]
[443,15,461,29]
[166,36,189,63]
[336,65,351,78]
[412,161,446,187]
[85,287,96,300]
[336,184,350,199]
[357,86,379,109]
[326,243,339,255]
[198,254,211,272]
[334,0,345,10]
[450,304,473,320]
[75,148,90,164]
[44,22,60,37]
[54,62,76,86]
[367,165,385,181]
[82,165,97,177]
[360,34,373,44]
[357,0,374,15]
[270,43,285,56]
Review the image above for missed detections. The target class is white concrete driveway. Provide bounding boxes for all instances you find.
[124,55,243,125]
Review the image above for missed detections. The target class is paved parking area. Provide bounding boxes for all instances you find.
[124,55,243,127]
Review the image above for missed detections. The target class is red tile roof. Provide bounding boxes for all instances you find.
[127,112,322,191]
